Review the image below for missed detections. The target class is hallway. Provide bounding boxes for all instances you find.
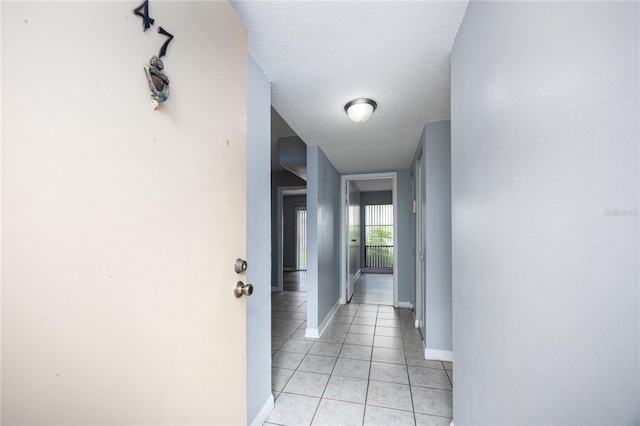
[351,273,393,306]
[269,290,453,425]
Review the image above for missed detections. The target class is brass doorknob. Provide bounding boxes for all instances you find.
[234,281,253,298]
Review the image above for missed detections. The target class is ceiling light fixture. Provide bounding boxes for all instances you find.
[344,98,377,122]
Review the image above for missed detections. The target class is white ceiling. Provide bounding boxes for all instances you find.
[232,0,469,174]
[353,178,393,193]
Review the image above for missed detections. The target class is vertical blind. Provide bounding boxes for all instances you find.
[295,204,307,271]
[365,204,394,268]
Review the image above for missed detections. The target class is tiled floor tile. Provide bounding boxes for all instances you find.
[351,316,377,326]
[279,338,314,354]
[364,405,415,425]
[377,318,401,328]
[339,344,373,361]
[272,350,305,370]
[375,326,402,337]
[333,315,355,325]
[333,358,371,379]
[405,350,444,369]
[325,322,351,333]
[272,325,298,338]
[442,361,452,370]
[308,341,342,357]
[311,399,365,426]
[372,347,406,365]
[411,386,453,418]
[349,324,376,335]
[318,331,347,343]
[344,332,374,347]
[282,371,330,397]
[403,337,425,351]
[272,337,287,351]
[358,304,378,312]
[355,310,378,318]
[266,393,320,426]
[377,311,400,319]
[366,380,414,412]
[284,319,306,328]
[370,361,409,384]
[408,366,452,390]
[374,335,404,349]
[298,354,337,374]
[446,370,452,385]
[415,413,452,426]
[323,375,369,404]
[272,367,295,392]
[289,327,312,340]
[288,312,308,321]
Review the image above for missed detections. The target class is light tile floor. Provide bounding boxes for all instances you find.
[268,291,453,426]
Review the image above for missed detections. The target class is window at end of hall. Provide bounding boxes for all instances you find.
[365,204,393,269]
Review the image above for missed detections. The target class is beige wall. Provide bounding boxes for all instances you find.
[1,2,248,424]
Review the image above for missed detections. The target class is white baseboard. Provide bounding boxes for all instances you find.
[318,301,340,337]
[415,320,420,328]
[306,301,340,338]
[249,393,274,426]
[305,327,319,338]
[425,348,453,362]
[353,269,361,283]
[398,301,412,309]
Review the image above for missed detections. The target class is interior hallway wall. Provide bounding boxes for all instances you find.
[451,2,639,423]
[307,145,341,332]
[395,170,413,304]
[246,56,272,424]
[424,121,452,354]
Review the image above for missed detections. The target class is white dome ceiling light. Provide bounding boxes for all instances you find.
[345,98,377,122]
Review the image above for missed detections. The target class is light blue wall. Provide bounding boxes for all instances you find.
[246,56,272,423]
[395,169,412,304]
[307,145,341,330]
[452,2,638,423]
[271,171,306,288]
[423,121,452,352]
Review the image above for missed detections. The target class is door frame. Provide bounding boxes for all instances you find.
[276,186,306,292]
[340,172,398,306]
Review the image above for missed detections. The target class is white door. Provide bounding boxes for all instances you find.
[1,2,249,424]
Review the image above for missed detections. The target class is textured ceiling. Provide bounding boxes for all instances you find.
[233,1,468,174]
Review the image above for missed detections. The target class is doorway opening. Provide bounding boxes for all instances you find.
[340,172,398,307]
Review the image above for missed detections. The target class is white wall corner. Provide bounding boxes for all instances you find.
[425,348,453,362]
[249,393,274,426]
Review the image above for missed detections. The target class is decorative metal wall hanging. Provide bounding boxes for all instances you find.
[133,1,175,110]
